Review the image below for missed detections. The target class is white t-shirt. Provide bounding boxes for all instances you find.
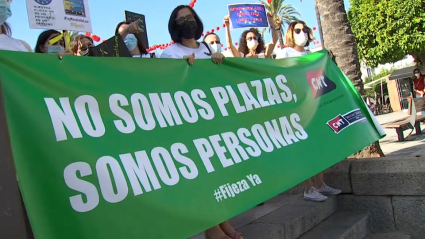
[133,54,151,58]
[0,34,32,52]
[240,50,266,58]
[160,42,213,59]
[276,47,311,59]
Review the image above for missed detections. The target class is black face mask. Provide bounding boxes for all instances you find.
[179,21,198,39]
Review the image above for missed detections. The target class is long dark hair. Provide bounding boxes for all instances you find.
[0,22,12,36]
[115,21,148,55]
[168,5,204,43]
[35,29,61,53]
[238,28,265,55]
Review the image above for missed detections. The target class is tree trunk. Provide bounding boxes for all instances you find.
[418,55,425,66]
[316,0,363,93]
[314,0,325,45]
[316,0,384,158]
[349,141,384,158]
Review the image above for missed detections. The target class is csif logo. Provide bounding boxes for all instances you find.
[306,69,336,99]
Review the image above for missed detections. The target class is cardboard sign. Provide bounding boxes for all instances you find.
[26,0,92,32]
[88,35,132,57]
[227,3,269,29]
[125,11,149,48]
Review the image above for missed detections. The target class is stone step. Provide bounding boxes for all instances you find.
[298,212,370,239]
[365,232,411,239]
[190,194,337,239]
[234,194,337,239]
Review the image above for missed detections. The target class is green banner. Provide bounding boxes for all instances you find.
[0,50,384,239]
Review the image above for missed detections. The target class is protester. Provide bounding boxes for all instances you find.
[160,5,223,66]
[413,68,424,98]
[161,5,235,238]
[277,20,341,202]
[275,21,314,59]
[116,20,151,58]
[223,14,278,58]
[203,32,221,53]
[35,29,67,54]
[70,34,94,56]
[0,0,32,52]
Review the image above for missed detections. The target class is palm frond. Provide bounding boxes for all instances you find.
[260,0,301,30]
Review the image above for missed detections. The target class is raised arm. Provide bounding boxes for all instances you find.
[224,16,241,58]
[265,12,280,58]
[118,20,141,39]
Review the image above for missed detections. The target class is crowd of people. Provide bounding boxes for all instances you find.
[0,1,345,239]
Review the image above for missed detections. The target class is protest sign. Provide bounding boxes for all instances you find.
[0,50,384,239]
[227,3,269,29]
[125,11,150,48]
[26,0,92,32]
[88,35,132,57]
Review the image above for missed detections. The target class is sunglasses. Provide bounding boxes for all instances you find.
[294,28,309,34]
[175,14,196,25]
[246,36,259,41]
[209,41,220,44]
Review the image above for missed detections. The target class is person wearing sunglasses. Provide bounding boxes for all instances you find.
[203,32,222,54]
[413,68,424,98]
[160,5,223,66]
[223,13,278,58]
[69,34,94,56]
[275,21,315,59]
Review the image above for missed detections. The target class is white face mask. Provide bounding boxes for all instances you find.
[210,43,221,53]
[415,73,421,78]
[0,0,12,25]
[247,40,259,50]
[294,32,308,47]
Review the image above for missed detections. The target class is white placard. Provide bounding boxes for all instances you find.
[26,0,92,32]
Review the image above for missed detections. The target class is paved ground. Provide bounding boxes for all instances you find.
[375,111,425,156]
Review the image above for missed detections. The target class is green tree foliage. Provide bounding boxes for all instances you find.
[347,0,425,67]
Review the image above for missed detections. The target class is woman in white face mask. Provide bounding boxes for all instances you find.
[203,32,222,54]
[0,0,32,52]
[223,13,279,58]
[275,21,314,59]
[116,21,152,58]
[275,20,342,202]
[413,68,425,98]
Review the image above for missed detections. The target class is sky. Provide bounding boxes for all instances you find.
[7,0,351,51]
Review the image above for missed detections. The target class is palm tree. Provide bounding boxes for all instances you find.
[315,0,384,157]
[261,0,301,47]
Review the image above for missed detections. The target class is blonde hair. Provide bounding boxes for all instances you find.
[285,21,315,48]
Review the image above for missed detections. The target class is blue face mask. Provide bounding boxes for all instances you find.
[124,34,138,51]
[47,45,65,54]
[0,0,12,25]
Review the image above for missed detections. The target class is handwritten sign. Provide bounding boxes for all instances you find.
[26,0,92,32]
[125,11,149,48]
[89,35,132,57]
[227,3,269,29]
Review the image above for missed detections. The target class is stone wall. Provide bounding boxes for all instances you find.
[283,156,424,239]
